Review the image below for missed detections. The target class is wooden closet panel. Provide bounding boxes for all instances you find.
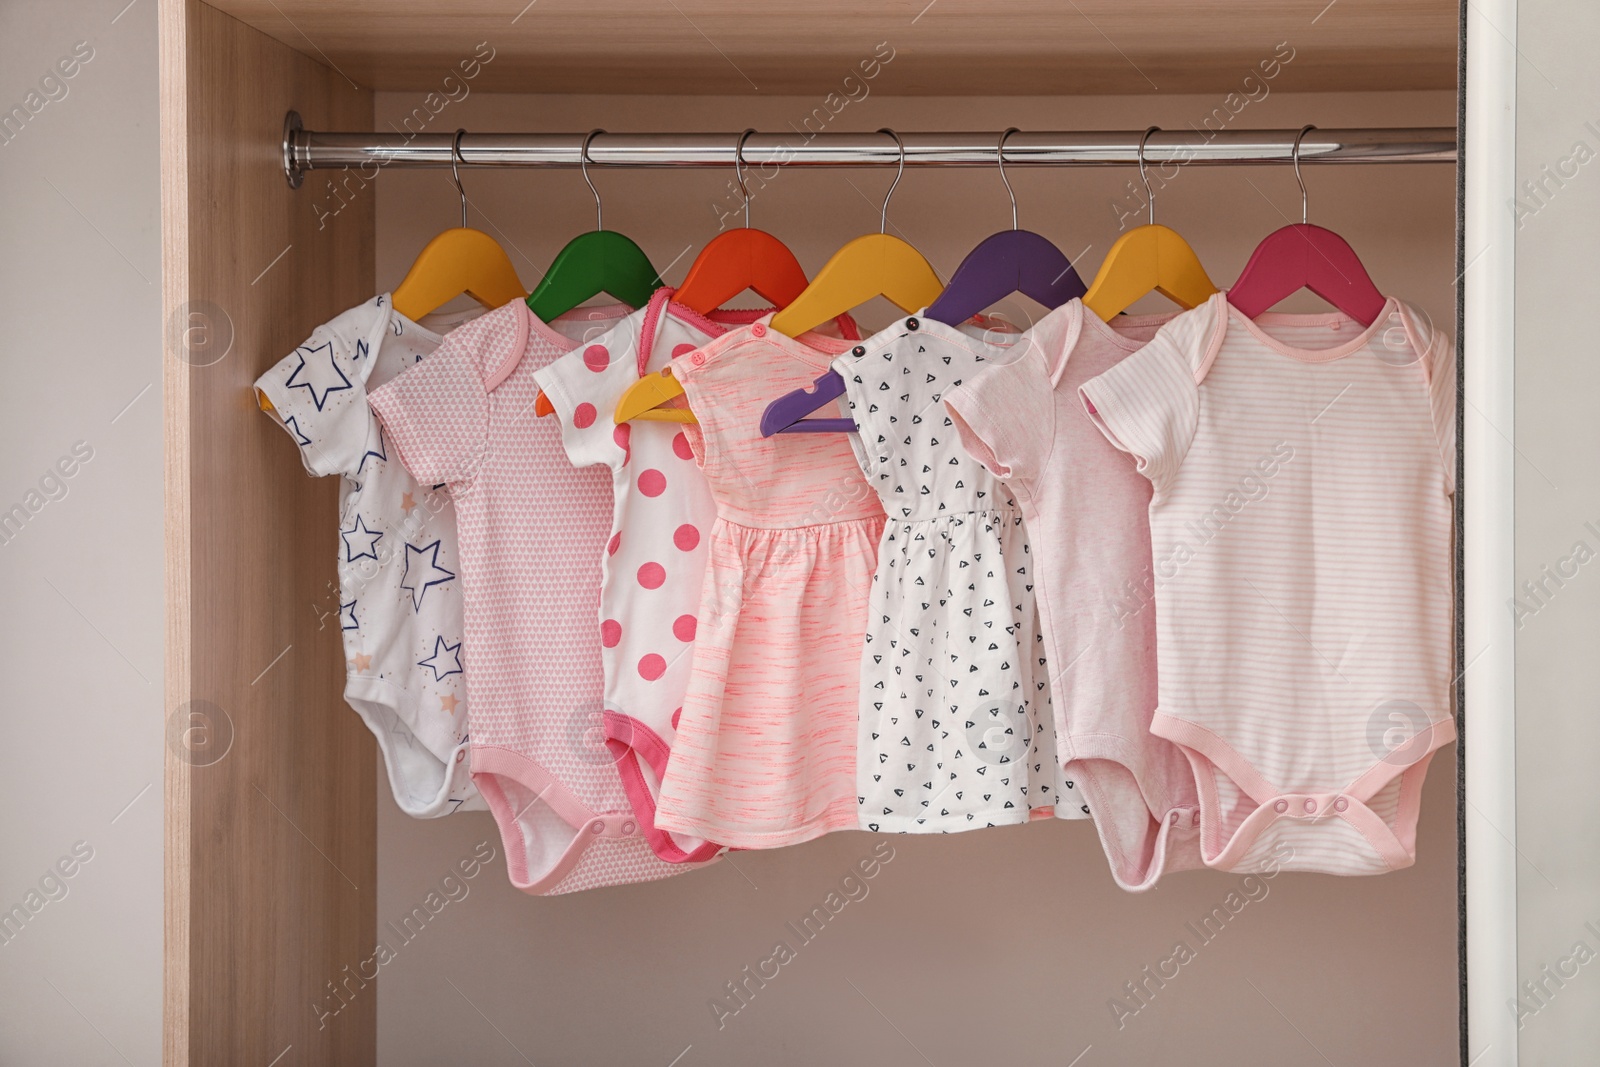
[161,2,376,1064]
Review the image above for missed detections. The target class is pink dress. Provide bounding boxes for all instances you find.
[654,317,886,849]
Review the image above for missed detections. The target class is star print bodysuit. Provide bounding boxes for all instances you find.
[372,297,714,895]
[835,313,1086,833]
[256,294,485,818]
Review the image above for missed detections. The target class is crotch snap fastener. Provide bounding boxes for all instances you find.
[622,820,637,835]
[1168,811,1179,825]
[589,822,604,835]
[1303,799,1318,814]
[1334,797,1349,812]
[1273,799,1289,814]
[751,322,767,338]
[1190,810,1200,827]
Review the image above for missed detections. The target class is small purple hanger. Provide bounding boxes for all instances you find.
[761,128,1085,437]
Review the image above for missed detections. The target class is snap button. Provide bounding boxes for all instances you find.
[589,821,604,835]
[905,317,919,331]
[1303,799,1317,814]
[1190,810,1200,827]
[852,345,866,357]
[691,352,706,366]
[622,820,637,835]
[1168,811,1179,825]
[454,750,465,763]
[1273,799,1289,814]
[1334,797,1349,812]
[751,322,767,338]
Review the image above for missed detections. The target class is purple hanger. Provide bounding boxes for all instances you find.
[760,129,1086,437]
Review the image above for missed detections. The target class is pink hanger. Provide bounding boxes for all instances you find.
[1227,126,1387,326]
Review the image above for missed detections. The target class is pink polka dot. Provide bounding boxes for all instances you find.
[600,619,622,648]
[672,343,696,358]
[637,562,666,589]
[612,422,631,463]
[607,532,621,556]
[638,654,666,681]
[672,614,697,642]
[572,402,597,429]
[583,345,610,372]
[671,707,682,729]
[638,469,667,497]
[672,432,695,461]
[673,524,700,551]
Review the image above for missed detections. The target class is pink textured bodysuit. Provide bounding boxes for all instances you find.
[371,299,713,894]
[654,316,886,849]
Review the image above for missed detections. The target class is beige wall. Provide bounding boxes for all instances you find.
[1514,1,1600,1060]
[0,1,163,1063]
[367,88,1460,1065]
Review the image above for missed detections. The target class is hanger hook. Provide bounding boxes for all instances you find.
[877,128,906,235]
[450,128,468,229]
[1138,125,1159,226]
[997,127,1020,230]
[1292,124,1316,225]
[580,128,605,231]
[735,128,756,229]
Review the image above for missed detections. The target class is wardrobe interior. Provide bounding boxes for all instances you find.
[161,3,1462,1064]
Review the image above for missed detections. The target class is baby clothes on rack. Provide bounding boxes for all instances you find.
[835,313,1083,833]
[255,294,484,819]
[1078,293,1456,876]
[947,299,1204,890]
[533,288,783,864]
[370,298,715,894]
[654,316,881,850]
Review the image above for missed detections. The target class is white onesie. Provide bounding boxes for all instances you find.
[257,294,484,818]
[532,290,754,863]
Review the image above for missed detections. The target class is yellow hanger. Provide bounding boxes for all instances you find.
[1082,127,1218,321]
[614,366,698,424]
[391,129,526,322]
[768,129,943,338]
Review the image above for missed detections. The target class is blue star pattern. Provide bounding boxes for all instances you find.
[282,414,312,447]
[418,635,463,681]
[283,339,353,411]
[340,599,359,631]
[400,539,456,611]
[341,515,383,562]
[356,425,387,480]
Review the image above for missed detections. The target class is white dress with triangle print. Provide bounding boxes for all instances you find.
[835,313,1088,833]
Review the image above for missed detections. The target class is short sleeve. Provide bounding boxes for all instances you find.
[532,313,643,470]
[945,341,1056,490]
[368,330,489,487]
[254,305,385,478]
[1399,301,1457,495]
[1078,302,1214,492]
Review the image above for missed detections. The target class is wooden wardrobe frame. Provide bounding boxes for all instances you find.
[162,2,377,1062]
[159,3,1492,1065]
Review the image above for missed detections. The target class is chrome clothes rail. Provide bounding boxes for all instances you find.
[281,113,1455,187]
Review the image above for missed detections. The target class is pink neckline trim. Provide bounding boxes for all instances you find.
[1221,291,1399,363]
[751,312,856,369]
[487,299,632,393]
[1078,301,1178,352]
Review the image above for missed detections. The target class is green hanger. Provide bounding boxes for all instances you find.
[526,129,661,321]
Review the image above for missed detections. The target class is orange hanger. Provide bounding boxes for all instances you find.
[611,130,813,426]
[1082,127,1218,321]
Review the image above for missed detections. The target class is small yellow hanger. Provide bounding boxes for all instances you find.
[1082,127,1218,321]
[768,129,943,338]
